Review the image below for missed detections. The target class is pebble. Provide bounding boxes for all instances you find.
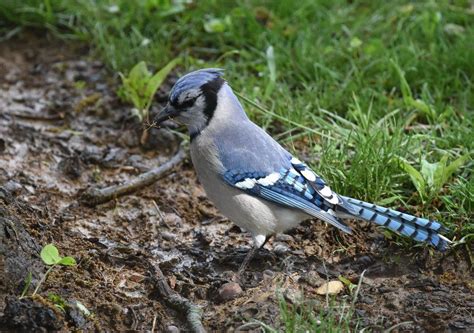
[163,213,182,227]
[360,295,375,305]
[316,281,344,295]
[161,231,177,241]
[284,289,303,304]
[301,270,325,287]
[218,282,242,302]
[262,269,274,280]
[274,234,294,242]
[355,255,374,266]
[165,325,180,333]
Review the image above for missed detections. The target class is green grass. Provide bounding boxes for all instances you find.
[1,0,472,240]
[260,273,366,332]
[260,294,355,332]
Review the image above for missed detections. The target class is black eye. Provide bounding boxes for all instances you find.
[179,97,196,109]
[169,99,178,107]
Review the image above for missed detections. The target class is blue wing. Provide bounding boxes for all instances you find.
[223,164,352,234]
[289,157,358,215]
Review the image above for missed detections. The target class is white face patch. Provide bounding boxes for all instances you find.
[256,172,280,186]
[178,88,201,105]
[235,178,257,189]
[175,95,208,133]
[301,169,317,182]
[193,94,206,110]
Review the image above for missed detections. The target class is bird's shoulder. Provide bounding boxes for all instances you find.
[211,120,292,174]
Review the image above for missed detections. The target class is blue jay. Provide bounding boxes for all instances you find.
[155,69,451,273]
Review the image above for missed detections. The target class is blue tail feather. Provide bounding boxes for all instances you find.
[341,196,451,251]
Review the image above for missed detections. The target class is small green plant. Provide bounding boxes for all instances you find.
[48,293,92,318]
[397,154,470,205]
[118,58,180,122]
[48,293,67,312]
[27,244,77,297]
[338,276,356,295]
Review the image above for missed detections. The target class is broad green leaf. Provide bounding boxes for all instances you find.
[119,73,144,110]
[421,158,439,190]
[128,61,151,89]
[421,154,470,195]
[144,57,180,110]
[41,244,62,265]
[438,154,470,189]
[58,256,76,266]
[397,157,426,197]
[432,155,449,191]
[445,154,470,174]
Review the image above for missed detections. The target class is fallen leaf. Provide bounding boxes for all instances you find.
[316,281,344,295]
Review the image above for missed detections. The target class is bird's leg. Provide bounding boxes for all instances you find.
[237,234,266,276]
[237,244,258,276]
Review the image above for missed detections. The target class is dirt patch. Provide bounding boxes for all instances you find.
[0,31,472,332]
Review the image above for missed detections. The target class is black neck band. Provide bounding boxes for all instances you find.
[190,77,225,141]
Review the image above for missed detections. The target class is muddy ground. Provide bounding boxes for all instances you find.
[0,32,472,332]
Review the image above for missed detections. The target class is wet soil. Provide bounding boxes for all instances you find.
[0,32,472,332]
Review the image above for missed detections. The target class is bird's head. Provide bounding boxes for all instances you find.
[155,68,226,136]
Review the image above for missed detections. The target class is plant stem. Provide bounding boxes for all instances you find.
[32,265,55,296]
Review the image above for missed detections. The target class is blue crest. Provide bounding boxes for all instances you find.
[170,68,224,102]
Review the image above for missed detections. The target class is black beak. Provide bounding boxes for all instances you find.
[154,104,179,124]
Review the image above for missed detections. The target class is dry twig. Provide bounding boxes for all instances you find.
[148,262,206,333]
[80,147,186,206]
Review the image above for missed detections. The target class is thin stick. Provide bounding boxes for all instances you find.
[351,269,366,308]
[80,147,186,206]
[152,200,166,224]
[151,314,157,333]
[148,262,206,333]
